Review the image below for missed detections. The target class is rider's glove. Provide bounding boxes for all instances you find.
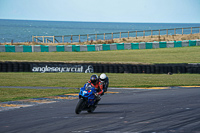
[95,93,99,97]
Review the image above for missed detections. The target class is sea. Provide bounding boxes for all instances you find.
[0,19,200,43]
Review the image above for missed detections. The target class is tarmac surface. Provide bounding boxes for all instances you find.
[0,87,200,133]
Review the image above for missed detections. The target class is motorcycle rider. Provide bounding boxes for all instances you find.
[99,73,109,93]
[88,74,104,97]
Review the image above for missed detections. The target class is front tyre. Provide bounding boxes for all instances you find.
[75,99,85,114]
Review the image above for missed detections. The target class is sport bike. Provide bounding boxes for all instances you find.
[75,83,99,114]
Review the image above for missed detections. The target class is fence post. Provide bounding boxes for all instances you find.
[166,29,168,37]
[79,35,81,42]
[104,33,105,41]
[112,33,113,40]
[136,31,137,39]
[182,28,183,35]
[174,28,176,36]
[43,36,44,43]
[95,34,97,41]
[143,31,145,38]
[120,32,121,40]
[62,36,64,43]
[53,36,55,43]
[128,31,129,39]
[151,30,153,38]
[191,27,192,34]
[70,35,73,43]
[32,36,34,42]
[159,29,160,36]
[87,34,89,42]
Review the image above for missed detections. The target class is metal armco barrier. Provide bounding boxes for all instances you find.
[0,62,200,74]
[0,40,200,52]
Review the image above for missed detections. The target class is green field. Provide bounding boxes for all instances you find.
[1,46,200,102]
[0,88,79,102]
[0,73,200,88]
[0,72,200,102]
[0,46,200,64]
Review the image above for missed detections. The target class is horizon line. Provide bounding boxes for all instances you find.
[0,18,200,24]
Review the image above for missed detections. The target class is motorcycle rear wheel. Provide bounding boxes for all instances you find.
[75,99,85,114]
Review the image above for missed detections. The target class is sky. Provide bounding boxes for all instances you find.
[0,0,200,23]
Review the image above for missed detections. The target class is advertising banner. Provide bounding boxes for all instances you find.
[31,63,94,73]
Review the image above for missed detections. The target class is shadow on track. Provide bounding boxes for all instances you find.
[98,102,138,106]
[79,110,132,115]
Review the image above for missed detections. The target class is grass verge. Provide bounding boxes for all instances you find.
[0,72,200,88]
[1,73,200,102]
[1,46,200,102]
[0,88,79,102]
[0,46,200,64]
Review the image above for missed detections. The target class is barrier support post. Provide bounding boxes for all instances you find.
[32,36,34,42]
[112,33,113,40]
[182,28,184,35]
[70,35,73,43]
[128,31,129,39]
[174,28,176,36]
[143,31,145,38]
[136,31,137,39]
[87,34,88,42]
[166,29,168,37]
[43,36,44,43]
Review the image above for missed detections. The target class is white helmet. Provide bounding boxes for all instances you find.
[100,73,106,81]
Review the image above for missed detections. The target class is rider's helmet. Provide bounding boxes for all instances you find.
[100,73,106,82]
[90,74,98,84]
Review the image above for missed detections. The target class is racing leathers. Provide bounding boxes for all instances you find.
[99,76,109,92]
[88,80,104,96]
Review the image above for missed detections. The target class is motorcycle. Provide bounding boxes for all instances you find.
[75,83,99,114]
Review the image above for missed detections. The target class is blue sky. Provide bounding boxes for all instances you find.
[0,0,200,23]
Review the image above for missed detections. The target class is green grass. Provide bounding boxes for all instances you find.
[1,73,200,102]
[0,46,200,64]
[0,73,199,88]
[0,88,79,102]
[1,46,200,102]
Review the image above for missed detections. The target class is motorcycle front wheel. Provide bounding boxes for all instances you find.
[75,99,85,114]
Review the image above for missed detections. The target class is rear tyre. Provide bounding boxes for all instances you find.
[75,99,85,114]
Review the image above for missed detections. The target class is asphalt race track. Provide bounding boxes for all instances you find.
[0,87,200,133]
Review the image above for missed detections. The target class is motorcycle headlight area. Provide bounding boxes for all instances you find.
[85,88,92,93]
[85,87,92,91]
